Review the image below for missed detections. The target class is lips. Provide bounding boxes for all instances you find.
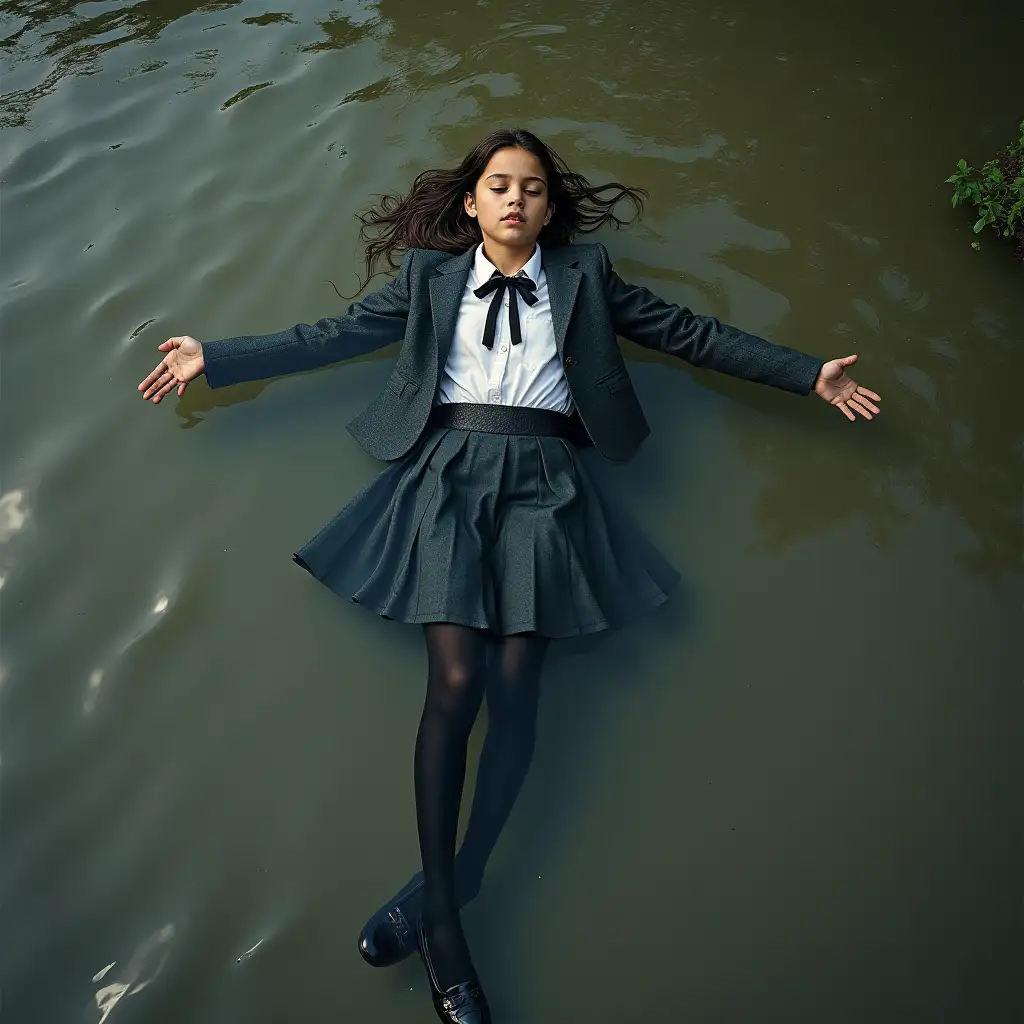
[502,214,525,223]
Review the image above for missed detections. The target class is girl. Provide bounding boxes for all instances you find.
[139,128,881,1023]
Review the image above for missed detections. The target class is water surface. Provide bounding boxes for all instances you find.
[2,2,1020,1021]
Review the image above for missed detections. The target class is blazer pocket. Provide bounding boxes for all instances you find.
[386,368,422,399]
[594,364,631,395]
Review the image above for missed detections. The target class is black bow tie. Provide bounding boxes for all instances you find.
[473,269,538,349]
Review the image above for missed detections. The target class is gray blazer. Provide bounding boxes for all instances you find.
[202,242,824,463]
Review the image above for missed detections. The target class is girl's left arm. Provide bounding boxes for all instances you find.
[597,244,882,420]
[597,243,821,394]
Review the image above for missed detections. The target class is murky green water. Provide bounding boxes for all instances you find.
[2,2,1021,1022]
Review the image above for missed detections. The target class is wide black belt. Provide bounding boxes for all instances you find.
[428,402,592,446]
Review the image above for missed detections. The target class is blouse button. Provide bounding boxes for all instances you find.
[500,344,508,353]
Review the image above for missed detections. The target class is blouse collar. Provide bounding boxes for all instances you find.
[472,241,542,285]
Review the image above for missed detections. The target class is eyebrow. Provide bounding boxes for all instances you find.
[485,173,547,184]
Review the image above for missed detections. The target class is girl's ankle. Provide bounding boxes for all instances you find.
[421,900,460,930]
[453,860,483,903]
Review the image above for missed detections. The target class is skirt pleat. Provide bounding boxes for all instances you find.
[293,425,680,638]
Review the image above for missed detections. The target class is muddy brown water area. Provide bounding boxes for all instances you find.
[2,2,1021,1022]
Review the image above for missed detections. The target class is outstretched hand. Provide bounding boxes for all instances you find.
[813,354,881,421]
[138,336,205,403]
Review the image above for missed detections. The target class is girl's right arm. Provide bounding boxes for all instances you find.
[138,249,416,404]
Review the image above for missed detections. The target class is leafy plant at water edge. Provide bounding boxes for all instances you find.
[944,120,1024,258]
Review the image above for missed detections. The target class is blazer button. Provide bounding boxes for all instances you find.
[563,355,574,369]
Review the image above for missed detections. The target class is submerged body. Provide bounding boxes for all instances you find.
[137,129,881,1023]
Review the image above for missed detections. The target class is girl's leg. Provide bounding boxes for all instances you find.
[455,632,549,898]
[416,622,490,989]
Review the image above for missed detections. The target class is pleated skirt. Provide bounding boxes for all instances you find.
[292,425,680,638]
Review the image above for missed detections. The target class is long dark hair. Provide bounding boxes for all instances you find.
[351,128,647,291]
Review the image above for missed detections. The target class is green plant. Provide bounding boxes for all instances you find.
[945,120,1024,256]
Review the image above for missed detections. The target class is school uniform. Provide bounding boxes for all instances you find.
[202,242,824,638]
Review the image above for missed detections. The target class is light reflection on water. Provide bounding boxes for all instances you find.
[92,923,176,1023]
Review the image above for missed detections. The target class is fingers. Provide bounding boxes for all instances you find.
[853,391,881,414]
[856,385,882,403]
[839,353,858,366]
[140,369,166,399]
[150,378,179,404]
[140,338,195,402]
[848,397,874,420]
[837,395,875,420]
[139,339,180,391]
[142,368,177,402]
[138,361,167,393]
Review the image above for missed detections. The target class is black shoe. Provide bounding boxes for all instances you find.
[357,874,424,967]
[417,914,492,1024]
[358,870,481,968]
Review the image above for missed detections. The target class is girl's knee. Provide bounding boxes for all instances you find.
[427,661,487,718]
[435,660,480,695]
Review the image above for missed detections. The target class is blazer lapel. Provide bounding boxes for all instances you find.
[542,252,582,360]
[429,248,474,375]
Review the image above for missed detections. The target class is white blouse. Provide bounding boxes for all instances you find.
[435,243,573,414]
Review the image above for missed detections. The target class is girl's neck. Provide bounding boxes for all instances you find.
[480,238,538,277]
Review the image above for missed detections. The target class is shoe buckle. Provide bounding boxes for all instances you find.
[387,908,411,945]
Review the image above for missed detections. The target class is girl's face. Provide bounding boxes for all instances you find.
[464,146,554,248]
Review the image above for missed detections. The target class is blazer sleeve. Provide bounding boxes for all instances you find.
[596,243,824,396]
[201,249,415,389]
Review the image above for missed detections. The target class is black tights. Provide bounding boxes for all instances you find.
[415,623,548,989]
